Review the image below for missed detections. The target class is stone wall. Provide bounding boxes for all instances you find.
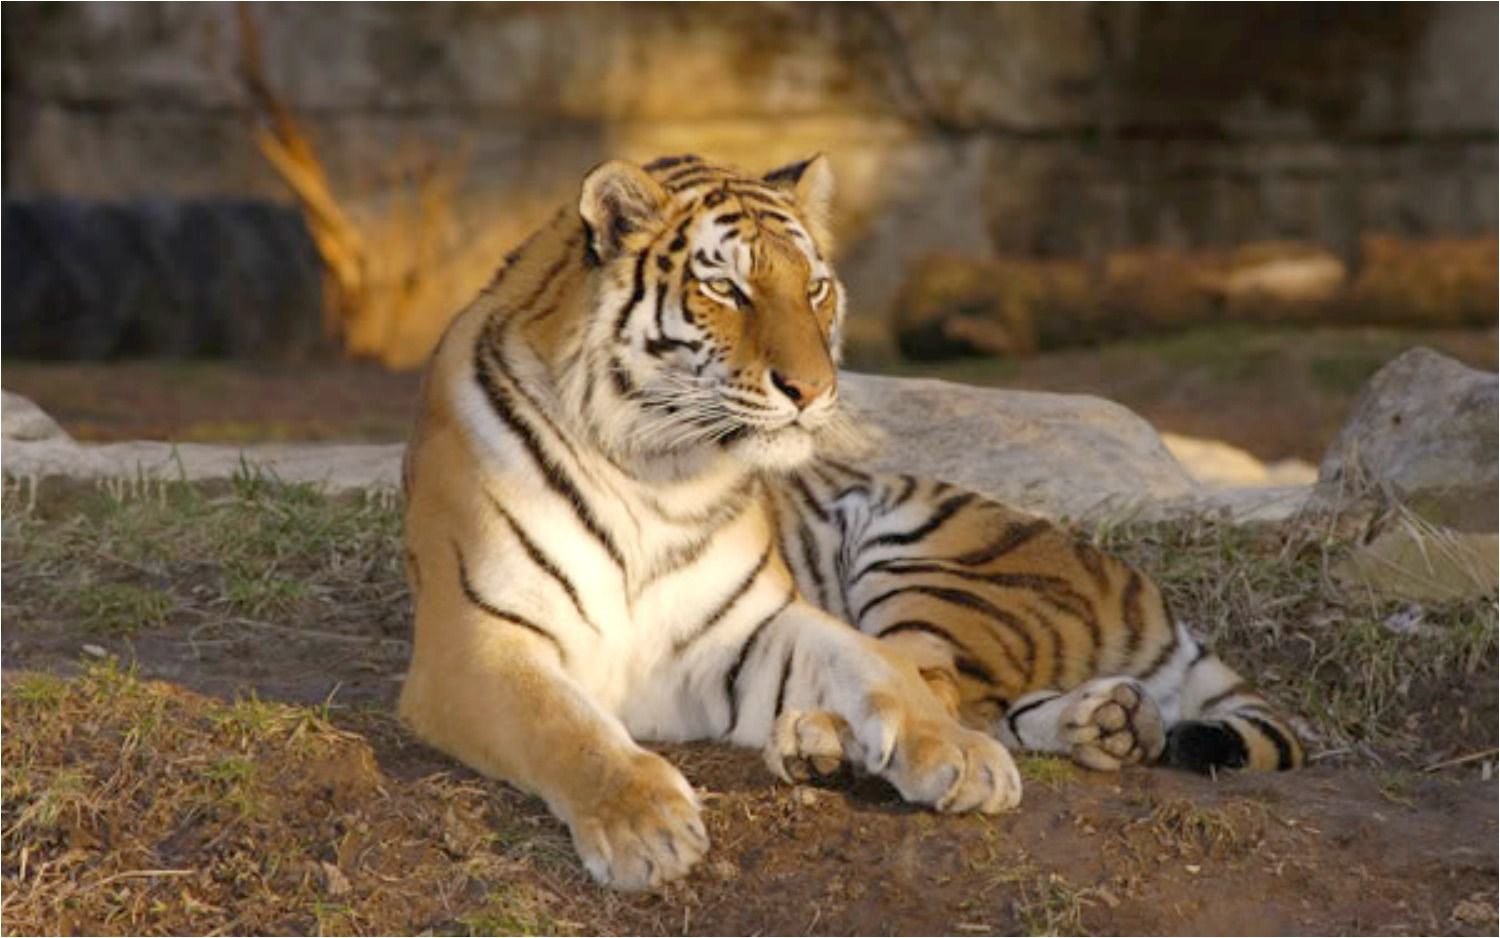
[4,2,1495,359]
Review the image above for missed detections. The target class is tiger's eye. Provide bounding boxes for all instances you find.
[703,278,737,299]
[808,278,831,303]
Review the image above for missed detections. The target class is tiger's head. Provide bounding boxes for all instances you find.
[566,154,861,472]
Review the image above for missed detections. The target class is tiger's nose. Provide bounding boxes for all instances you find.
[770,370,832,410]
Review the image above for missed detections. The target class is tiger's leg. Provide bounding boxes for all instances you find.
[996,621,1303,773]
[721,600,1022,812]
[399,569,707,891]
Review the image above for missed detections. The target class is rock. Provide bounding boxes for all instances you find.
[841,372,1200,520]
[1318,348,1498,530]
[1,390,402,493]
[1334,524,1498,602]
[1162,433,1318,489]
[3,390,70,442]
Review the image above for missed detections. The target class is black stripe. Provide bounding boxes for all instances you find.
[885,475,919,510]
[724,592,795,736]
[861,492,976,551]
[1135,624,1183,682]
[473,349,626,570]
[820,459,873,483]
[1121,571,1146,662]
[645,154,701,172]
[453,543,564,660]
[850,560,1099,630]
[1004,692,1062,740]
[772,646,796,719]
[714,212,745,226]
[674,543,774,654]
[608,354,635,398]
[954,519,1050,566]
[644,334,703,357]
[612,248,650,339]
[633,497,749,593]
[789,472,831,524]
[521,233,583,323]
[652,279,669,336]
[640,476,755,527]
[1243,715,1298,770]
[1072,540,1112,594]
[859,585,1031,674]
[725,187,795,212]
[665,170,719,190]
[874,619,998,685]
[487,494,600,635]
[793,520,829,609]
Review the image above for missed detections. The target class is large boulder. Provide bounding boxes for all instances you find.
[840,372,1200,519]
[1318,348,1498,530]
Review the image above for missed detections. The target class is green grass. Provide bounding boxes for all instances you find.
[3,470,406,648]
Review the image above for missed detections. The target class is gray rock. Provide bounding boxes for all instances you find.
[840,372,1201,520]
[1318,347,1498,530]
[3,437,404,494]
[3,390,70,442]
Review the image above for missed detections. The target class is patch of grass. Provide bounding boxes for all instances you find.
[7,672,70,710]
[76,581,174,634]
[3,472,408,656]
[1134,797,1265,860]
[1014,872,1092,937]
[452,886,561,936]
[1,664,508,935]
[1015,754,1075,789]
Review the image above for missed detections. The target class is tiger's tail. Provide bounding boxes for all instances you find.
[1159,638,1304,772]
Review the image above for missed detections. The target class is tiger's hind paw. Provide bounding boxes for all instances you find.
[765,709,851,782]
[1062,678,1166,771]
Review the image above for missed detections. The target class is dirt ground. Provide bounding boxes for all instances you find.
[2,480,1495,935]
[5,324,1495,461]
[5,664,1496,936]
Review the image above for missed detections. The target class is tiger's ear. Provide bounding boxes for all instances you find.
[579,160,668,262]
[763,154,835,249]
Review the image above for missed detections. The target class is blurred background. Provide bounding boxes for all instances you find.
[3,2,1496,462]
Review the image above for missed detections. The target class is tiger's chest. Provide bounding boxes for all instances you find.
[475,443,794,725]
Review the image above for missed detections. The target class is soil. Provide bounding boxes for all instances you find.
[3,647,1495,936]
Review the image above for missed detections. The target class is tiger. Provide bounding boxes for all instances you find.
[397,153,1303,891]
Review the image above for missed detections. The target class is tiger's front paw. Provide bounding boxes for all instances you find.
[765,709,851,782]
[1062,678,1166,771]
[567,749,709,891]
[855,692,1022,813]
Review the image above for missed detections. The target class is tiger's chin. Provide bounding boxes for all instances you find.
[724,425,818,471]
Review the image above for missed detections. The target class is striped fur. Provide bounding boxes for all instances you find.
[398,155,1302,891]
